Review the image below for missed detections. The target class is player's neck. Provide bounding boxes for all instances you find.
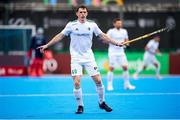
[78,18,86,23]
[115,27,121,30]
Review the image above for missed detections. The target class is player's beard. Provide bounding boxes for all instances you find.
[116,26,121,30]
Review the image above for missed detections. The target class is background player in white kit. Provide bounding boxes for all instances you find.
[107,18,135,91]
[38,5,123,114]
[133,36,162,79]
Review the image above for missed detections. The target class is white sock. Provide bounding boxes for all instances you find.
[107,71,113,86]
[96,83,105,104]
[136,66,143,75]
[155,64,160,76]
[123,70,130,85]
[73,88,84,106]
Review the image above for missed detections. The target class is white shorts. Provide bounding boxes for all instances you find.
[143,52,159,66]
[71,60,100,76]
[109,54,128,68]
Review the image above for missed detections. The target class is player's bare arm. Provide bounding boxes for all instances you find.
[124,39,130,46]
[156,49,160,53]
[37,33,65,53]
[156,49,162,56]
[145,45,156,55]
[144,45,149,51]
[99,33,123,46]
[145,46,153,53]
[121,39,130,48]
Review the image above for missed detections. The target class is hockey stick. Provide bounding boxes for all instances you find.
[122,22,175,45]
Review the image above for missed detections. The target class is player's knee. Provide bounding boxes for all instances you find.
[122,66,128,71]
[94,77,102,85]
[73,76,81,88]
[92,74,102,85]
[143,66,147,70]
[109,67,114,71]
[154,63,159,68]
[74,81,80,88]
[96,79,102,85]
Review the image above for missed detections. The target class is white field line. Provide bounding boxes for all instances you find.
[0,92,180,97]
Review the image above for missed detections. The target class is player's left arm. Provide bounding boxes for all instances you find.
[99,33,123,46]
[156,49,162,56]
[93,23,123,46]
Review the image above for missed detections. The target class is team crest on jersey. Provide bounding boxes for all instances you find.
[94,67,97,70]
[88,27,91,31]
[75,28,79,31]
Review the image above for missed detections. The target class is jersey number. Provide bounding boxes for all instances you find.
[72,69,77,74]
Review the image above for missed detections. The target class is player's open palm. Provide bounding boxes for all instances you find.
[37,44,48,53]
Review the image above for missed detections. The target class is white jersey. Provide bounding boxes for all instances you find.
[145,39,159,55]
[61,20,102,62]
[107,28,128,56]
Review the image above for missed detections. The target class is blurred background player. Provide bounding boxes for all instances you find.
[107,18,135,91]
[133,36,162,80]
[27,27,46,77]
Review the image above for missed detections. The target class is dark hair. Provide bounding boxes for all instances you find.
[154,35,160,39]
[76,5,88,12]
[113,18,121,23]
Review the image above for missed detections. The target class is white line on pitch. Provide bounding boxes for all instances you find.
[0,92,180,97]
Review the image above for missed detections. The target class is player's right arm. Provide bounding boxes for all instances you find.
[37,22,71,53]
[37,33,65,53]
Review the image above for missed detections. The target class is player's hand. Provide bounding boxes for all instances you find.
[116,41,124,47]
[157,52,162,56]
[37,44,48,53]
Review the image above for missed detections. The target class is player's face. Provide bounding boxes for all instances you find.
[154,37,160,42]
[113,20,122,29]
[76,8,88,23]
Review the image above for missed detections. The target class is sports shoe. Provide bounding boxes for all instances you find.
[99,102,112,112]
[75,105,84,114]
[124,83,136,90]
[156,74,162,80]
[133,73,138,80]
[107,85,114,91]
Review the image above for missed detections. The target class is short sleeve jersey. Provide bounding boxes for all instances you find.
[145,39,159,54]
[107,28,128,55]
[61,20,102,61]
